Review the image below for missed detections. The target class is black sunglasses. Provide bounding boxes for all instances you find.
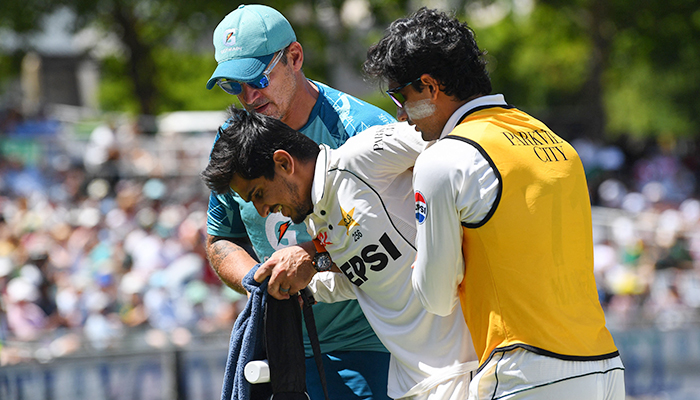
[385,78,422,108]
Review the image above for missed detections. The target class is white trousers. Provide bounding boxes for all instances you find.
[400,371,473,400]
[468,348,625,400]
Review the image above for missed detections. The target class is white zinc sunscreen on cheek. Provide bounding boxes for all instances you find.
[404,99,437,120]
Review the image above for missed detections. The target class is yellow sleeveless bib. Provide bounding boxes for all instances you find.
[450,106,618,366]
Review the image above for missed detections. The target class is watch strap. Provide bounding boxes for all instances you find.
[312,238,326,254]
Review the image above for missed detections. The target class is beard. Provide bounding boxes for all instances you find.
[284,178,314,224]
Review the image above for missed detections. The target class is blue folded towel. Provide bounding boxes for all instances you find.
[221,264,268,400]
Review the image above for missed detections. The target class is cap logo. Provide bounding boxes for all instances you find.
[223,29,237,46]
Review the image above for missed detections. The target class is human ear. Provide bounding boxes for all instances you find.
[286,42,304,71]
[420,74,441,101]
[273,150,294,175]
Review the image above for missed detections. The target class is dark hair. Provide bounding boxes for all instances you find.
[201,106,320,194]
[278,43,292,66]
[363,7,491,100]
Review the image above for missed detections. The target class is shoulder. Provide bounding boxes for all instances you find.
[417,137,469,164]
[314,81,396,129]
[337,123,422,163]
[415,138,483,181]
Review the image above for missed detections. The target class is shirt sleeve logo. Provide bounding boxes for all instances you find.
[415,191,428,224]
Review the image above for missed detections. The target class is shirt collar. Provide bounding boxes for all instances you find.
[439,94,507,140]
[311,144,330,207]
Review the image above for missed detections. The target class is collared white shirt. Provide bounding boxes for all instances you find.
[306,122,478,399]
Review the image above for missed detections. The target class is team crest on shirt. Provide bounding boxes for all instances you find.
[338,206,360,235]
[415,191,427,224]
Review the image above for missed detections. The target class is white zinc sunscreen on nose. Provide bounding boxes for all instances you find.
[404,99,436,120]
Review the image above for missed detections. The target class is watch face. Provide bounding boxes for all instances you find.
[314,252,332,272]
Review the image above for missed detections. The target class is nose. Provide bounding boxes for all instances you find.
[396,107,409,122]
[238,84,263,105]
[253,201,271,218]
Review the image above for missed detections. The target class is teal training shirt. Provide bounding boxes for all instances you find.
[207,81,395,355]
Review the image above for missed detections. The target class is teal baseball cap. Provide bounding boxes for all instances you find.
[206,4,296,90]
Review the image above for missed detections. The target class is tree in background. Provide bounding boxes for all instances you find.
[471,0,700,140]
[1,0,699,141]
[54,0,235,116]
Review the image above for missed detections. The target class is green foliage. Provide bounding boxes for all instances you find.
[475,4,591,110]
[151,48,233,112]
[84,0,420,115]
[596,0,700,137]
[98,56,140,114]
[0,53,21,89]
[605,62,692,137]
[0,0,57,33]
[98,49,235,114]
[2,0,699,139]
[604,21,700,138]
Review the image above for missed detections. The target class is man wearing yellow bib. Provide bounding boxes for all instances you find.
[364,7,625,400]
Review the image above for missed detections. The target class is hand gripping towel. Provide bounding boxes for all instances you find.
[221,264,309,400]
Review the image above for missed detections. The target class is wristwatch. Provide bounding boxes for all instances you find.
[312,251,332,272]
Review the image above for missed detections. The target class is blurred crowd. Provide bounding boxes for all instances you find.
[0,109,244,366]
[1,108,699,366]
[572,135,700,331]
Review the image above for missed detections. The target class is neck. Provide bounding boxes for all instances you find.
[299,152,320,207]
[437,94,485,130]
[283,75,320,131]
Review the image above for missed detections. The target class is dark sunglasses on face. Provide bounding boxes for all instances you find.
[216,50,284,95]
[385,78,422,108]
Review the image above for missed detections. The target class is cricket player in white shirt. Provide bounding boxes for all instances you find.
[201,107,478,399]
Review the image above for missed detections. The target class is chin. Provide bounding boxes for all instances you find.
[420,130,440,142]
[291,215,306,225]
[291,207,314,225]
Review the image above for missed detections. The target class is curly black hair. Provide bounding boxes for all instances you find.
[363,7,491,101]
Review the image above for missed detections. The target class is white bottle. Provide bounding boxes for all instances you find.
[244,360,270,384]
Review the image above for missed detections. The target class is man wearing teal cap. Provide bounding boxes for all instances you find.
[205,4,394,400]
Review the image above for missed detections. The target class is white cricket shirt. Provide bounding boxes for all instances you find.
[305,122,478,399]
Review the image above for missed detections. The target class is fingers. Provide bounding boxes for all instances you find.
[258,245,315,299]
[253,261,293,299]
[267,283,294,300]
[253,261,288,299]
[253,262,274,283]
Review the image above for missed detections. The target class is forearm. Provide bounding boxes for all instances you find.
[206,234,258,294]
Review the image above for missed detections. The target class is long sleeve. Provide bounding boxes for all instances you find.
[411,139,499,316]
[307,272,358,303]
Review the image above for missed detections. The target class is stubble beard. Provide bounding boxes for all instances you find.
[284,178,314,225]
